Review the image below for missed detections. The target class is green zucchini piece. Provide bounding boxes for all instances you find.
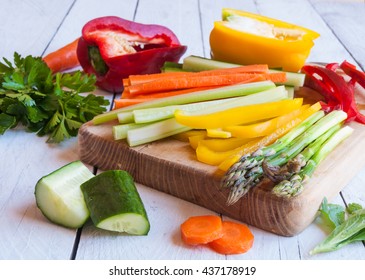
[34,160,94,228]
[81,170,150,235]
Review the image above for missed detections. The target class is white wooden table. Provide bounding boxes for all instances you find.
[1,0,365,260]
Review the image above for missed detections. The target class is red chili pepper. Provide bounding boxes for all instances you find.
[302,63,365,124]
[77,16,187,92]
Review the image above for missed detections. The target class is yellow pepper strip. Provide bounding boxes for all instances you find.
[199,137,262,152]
[210,8,320,72]
[189,133,207,150]
[218,102,322,171]
[224,104,310,138]
[174,98,303,129]
[196,138,263,166]
[173,130,206,142]
[206,128,232,138]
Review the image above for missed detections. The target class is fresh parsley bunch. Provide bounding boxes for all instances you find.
[0,52,110,143]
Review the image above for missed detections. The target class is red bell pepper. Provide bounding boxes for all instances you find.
[302,62,365,124]
[77,16,187,92]
[340,60,365,89]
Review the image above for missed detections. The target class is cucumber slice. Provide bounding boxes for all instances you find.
[80,170,150,235]
[34,161,94,228]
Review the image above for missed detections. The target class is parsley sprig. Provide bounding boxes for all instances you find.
[0,52,110,143]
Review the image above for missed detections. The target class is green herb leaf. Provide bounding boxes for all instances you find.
[347,203,363,215]
[0,52,109,143]
[0,113,16,134]
[318,197,345,230]
[310,208,365,255]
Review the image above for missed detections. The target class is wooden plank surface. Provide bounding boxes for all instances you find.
[1,0,365,261]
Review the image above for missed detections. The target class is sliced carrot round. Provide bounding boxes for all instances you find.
[208,221,254,255]
[180,215,223,245]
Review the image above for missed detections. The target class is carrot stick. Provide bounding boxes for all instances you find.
[114,98,157,109]
[126,64,269,86]
[128,71,188,86]
[180,215,223,245]
[43,38,80,73]
[128,73,267,96]
[266,72,287,83]
[126,86,220,99]
[123,78,130,87]
[208,221,254,255]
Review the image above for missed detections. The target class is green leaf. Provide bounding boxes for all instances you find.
[2,77,25,90]
[0,113,16,134]
[27,106,49,123]
[311,208,365,255]
[47,119,70,143]
[347,203,363,215]
[65,117,82,130]
[319,197,345,230]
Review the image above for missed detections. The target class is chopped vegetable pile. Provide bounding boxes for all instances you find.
[0,53,109,143]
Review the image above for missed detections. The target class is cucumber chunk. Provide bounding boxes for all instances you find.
[34,161,94,228]
[81,170,150,235]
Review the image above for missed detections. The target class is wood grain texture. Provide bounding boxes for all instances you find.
[78,114,365,237]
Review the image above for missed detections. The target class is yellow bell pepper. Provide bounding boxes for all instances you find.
[173,130,206,142]
[210,8,320,72]
[199,137,259,152]
[218,102,322,171]
[224,104,310,138]
[196,137,263,166]
[174,98,303,129]
[206,128,232,138]
[189,133,207,149]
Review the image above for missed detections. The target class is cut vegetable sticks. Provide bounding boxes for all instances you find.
[218,102,322,171]
[127,73,267,96]
[124,64,269,87]
[122,86,218,100]
[224,105,310,138]
[114,98,158,109]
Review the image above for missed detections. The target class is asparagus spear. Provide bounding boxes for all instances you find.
[272,125,353,197]
[222,111,325,189]
[264,123,342,183]
[223,110,347,205]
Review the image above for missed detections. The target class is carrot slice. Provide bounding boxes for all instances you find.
[180,215,223,245]
[208,221,254,255]
[43,38,80,72]
[113,98,157,109]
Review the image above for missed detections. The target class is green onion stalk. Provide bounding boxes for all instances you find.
[223,110,348,206]
[272,125,353,198]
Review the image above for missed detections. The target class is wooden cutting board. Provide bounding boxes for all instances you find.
[78,91,365,237]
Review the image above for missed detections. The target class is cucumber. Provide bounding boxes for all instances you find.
[34,161,94,228]
[80,170,150,235]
